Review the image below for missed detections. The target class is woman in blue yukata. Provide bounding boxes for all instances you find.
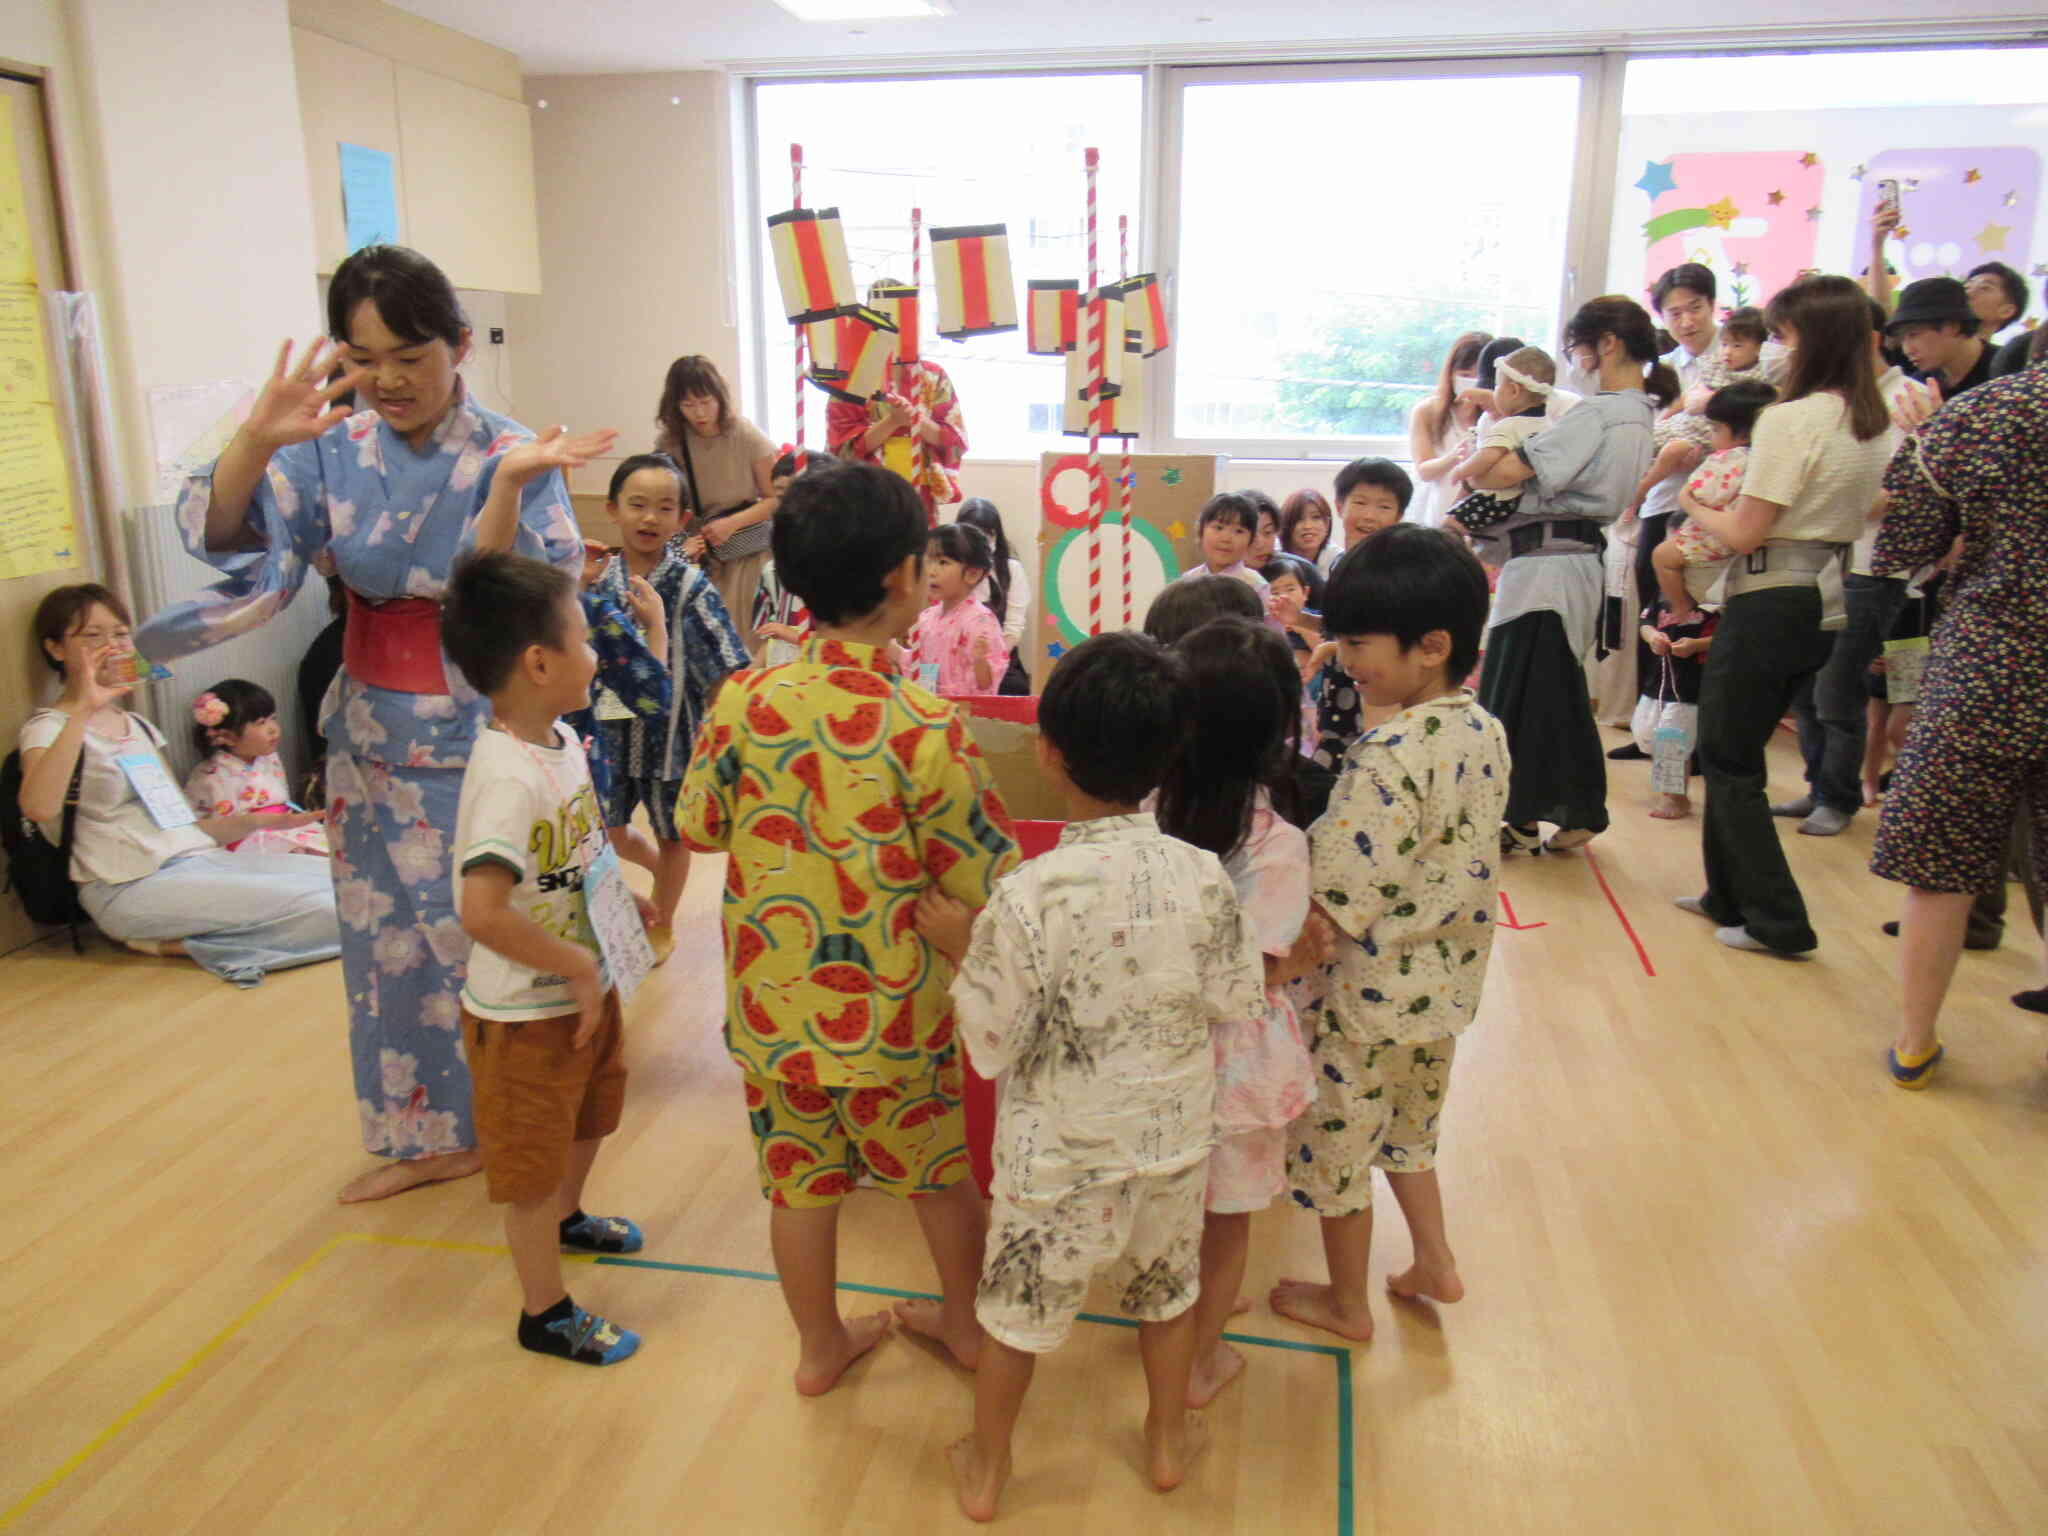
[136,246,618,1202]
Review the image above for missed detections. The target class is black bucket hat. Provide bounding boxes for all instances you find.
[1886,277,1977,336]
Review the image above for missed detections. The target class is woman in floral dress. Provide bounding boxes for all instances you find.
[136,246,613,1201]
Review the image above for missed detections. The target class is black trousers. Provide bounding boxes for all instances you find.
[1477,610,1609,834]
[1697,585,1832,952]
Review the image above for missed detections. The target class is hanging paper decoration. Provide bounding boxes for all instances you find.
[1064,336,1143,438]
[929,223,1018,337]
[1061,290,1128,435]
[869,283,921,364]
[806,305,898,403]
[1027,280,1080,355]
[1111,273,1171,356]
[767,206,857,324]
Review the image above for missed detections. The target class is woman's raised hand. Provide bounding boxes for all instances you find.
[501,424,620,488]
[61,642,136,715]
[243,339,368,451]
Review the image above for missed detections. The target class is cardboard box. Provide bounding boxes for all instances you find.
[958,696,1064,823]
[1029,452,1225,690]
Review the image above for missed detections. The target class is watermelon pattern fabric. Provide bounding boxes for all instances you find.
[678,638,1018,1090]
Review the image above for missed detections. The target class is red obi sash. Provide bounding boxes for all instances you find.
[343,589,448,695]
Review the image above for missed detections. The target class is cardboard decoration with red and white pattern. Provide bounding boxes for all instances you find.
[929,223,1018,337]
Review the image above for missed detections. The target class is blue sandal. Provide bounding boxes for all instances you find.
[1887,1042,1943,1091]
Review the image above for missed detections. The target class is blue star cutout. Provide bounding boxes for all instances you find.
[1635,159,1678,200]
[1047,642,1066,659]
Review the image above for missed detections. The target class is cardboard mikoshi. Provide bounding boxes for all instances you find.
[766,207,857,325]
[804,306,898,403]
[958,698,1065,823]
[1059,291,1125,409]
[869,283,920,365]
[1026,280,1079,355]
[929,223,1018,337]
[1029,452,1225,691]
[1062,337,1143,437]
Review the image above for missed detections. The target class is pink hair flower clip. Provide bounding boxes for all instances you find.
[192,693,230,728]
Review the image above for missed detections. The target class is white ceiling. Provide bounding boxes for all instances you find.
[389,0,2048,76]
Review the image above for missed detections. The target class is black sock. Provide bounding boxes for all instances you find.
[2014,987,2048,1016]
[520,1294,575,1338]
[558,1209,586,1238]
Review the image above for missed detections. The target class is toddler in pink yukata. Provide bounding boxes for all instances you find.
[904,522,1007,696]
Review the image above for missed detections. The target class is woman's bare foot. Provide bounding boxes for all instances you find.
[1187,1340,1246,1408]
[1387,1255,1466,1304]
[336,1148,482,1204]
[892,1296,981,1371]
[1146,1408,1209,1492]
[1269,1278,1374,1342]
[1649,793,1692,820]
[793,1311,891,1397]
[949,1434,1009,1523]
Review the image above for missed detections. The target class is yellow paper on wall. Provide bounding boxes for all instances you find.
[0,402,78,578]
[0,284,51,403]
[0,112,37,287]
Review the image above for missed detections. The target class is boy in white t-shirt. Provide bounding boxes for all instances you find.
[443,551,650,1367]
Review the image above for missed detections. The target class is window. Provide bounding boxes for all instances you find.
[1167,63,1587,454]
[749,73,1144,461]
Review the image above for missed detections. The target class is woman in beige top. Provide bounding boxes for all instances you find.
[654,354,781,651]
[1675,276,1895,956]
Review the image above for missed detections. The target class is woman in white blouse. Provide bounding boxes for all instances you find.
[1674,277,1895,956]
[1407,331,1491,528]
[16,586,340,984]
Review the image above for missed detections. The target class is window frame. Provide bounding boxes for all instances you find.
[1153,53,1614,462]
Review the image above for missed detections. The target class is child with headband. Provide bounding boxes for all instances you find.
[1442,347,1559,560]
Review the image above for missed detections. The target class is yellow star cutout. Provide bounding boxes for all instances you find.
[1166,520,1187,540]
[1964,168,1982,184]
[1704,197,1739,229]
[1977,222,2012,254]
[1798,152,1819,168]
[1766,189,1785,206]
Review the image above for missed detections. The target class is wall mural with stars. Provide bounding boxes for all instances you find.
[1612,105,2048,334]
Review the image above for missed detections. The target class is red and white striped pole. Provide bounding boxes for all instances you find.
[1117,212,1134,630]
[792,143,807,471]
[908,205,927,516]
[1085,148,1103,637]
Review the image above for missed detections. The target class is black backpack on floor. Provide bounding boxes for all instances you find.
[1,747,87,947]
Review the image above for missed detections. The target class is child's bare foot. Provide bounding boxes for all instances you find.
[1649,793,1692,820]
[892,1297,981,1371]
[1230,1294,1251,1316]
[1388,1256,1465,1304]
[1269,1278,1374,1342]
[336,1148,482,1204]
[949,1435,1009,1523]
[793,1311,891,1396]
[1187,1340,1245,1408]
[1146,1408,1210,1492]
[1862,779,1881,807]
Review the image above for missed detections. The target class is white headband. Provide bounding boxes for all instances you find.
[1498,360,1553,397]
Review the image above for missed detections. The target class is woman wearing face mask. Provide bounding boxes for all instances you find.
[1407,331,1492,528]
[132,244,609,1204]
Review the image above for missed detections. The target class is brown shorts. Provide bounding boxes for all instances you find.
[463,991,627,1205]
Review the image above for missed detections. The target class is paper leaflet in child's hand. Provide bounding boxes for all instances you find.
[584,845,655,1001]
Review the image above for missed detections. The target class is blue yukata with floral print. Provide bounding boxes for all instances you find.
[567,586,673,808]
[135,384,580,1162]
[593,546,749,779]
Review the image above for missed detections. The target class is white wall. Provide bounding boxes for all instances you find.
[511,70,737,484]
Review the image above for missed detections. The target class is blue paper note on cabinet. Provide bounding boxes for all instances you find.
[338,143,400,253]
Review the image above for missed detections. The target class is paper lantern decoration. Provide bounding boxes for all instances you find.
[767,207,857,324]
[1113,273,1171,356]
[1027,280,1080,355]
[869,283,920,364]
[806,306,898,403]
[1064,337,1144,438]
[929,223,1018,337]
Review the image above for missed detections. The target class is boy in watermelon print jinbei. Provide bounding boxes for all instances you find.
[679,462,1018,1397]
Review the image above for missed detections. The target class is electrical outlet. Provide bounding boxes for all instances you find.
[489,327,506,344]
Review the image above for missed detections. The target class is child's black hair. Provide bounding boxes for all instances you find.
[1143,574,1263,646]
[953,499,1013,625]
[1241,488,1281,535]
[1261,553,1324,613]
[191,677,278,757]
[1332,456,1414,514]
[1720,306,1768,346]
[1703,378,1778,440]
[1473,336,1528,392]
[929,522,994,583]
[606,452,687,507]
[1038,631,1192,807]
[1154,618,1302,861]
[770,450,800,481]
[770,461,925,628]
[1196,491,1259,535]
[1321,524,1489,682]
[441,551,577,696]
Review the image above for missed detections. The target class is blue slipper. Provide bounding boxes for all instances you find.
[1887,1042,1943,1091]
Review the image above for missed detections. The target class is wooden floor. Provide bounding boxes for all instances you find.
[3,729,2045,1535]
